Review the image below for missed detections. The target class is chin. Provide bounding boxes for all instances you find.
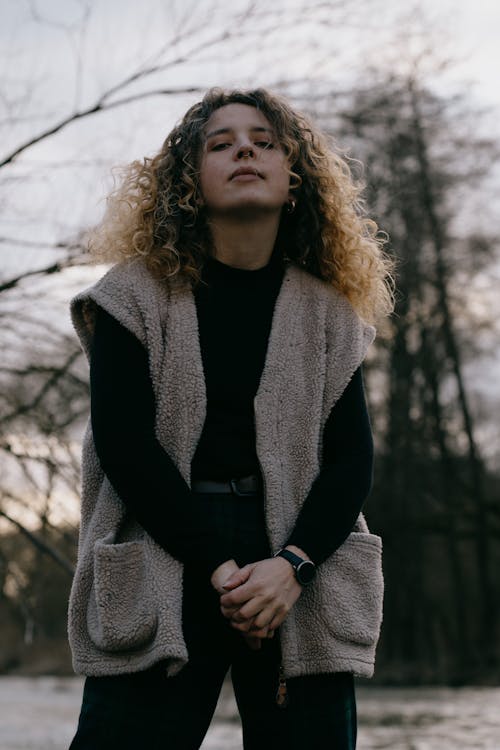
[218,202,282,219]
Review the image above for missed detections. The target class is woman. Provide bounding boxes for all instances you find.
[68,87,393,749]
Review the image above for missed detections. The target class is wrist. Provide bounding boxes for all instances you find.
[274,547,316,587]
[283,544,311,562]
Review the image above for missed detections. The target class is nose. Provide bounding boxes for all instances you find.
[235,141,255,159]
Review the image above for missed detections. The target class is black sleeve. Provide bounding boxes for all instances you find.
[89,307,234,572]
[284,367,374,566]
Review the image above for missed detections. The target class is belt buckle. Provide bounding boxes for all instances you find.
[230,477,256,497]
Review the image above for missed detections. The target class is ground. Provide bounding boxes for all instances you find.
[0,676,499,749]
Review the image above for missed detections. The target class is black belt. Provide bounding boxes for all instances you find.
[191,473,262,497]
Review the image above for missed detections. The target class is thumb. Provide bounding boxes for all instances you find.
[222,563,255,590]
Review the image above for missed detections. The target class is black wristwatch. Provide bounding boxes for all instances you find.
[274,548,316,586]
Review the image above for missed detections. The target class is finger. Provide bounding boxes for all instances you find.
[220,586,254,607]
[249,611,274,631]
[267,613,284,631]
[210,560,238,590]
[222,564,255,591]
[230,596,266,623]
[248,625,271,639]
[220,605,241,619]
[230,616,257,633]
[220,598,253,617]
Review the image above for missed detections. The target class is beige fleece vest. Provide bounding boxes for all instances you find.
[68,257,383,679]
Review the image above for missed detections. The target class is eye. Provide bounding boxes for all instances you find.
[211,142,231,151]
[256,141,274,149]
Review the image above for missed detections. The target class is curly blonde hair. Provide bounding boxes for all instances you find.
[89,87,394,324]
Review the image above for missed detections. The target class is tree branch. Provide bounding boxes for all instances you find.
[0,509,75,577]
[0,256,86,294]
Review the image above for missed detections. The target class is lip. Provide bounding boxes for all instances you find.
[230,167,263,180]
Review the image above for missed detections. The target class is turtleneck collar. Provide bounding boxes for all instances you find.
[203,244,285,285]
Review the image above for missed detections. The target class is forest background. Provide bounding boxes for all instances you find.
[1,0,499,685]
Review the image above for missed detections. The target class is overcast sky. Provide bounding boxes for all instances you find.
[420,0,499,109]
[2,0,499,123]
[2,0,498,282]
[2,0,499,300]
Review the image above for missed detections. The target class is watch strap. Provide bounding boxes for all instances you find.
[274,548,316,586]
[274,548,304,569]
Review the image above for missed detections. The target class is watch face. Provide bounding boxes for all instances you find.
[297,560,316,585]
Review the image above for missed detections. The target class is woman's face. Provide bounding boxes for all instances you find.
[199,103,291,219]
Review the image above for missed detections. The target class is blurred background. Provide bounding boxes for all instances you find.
[1,0,499,746]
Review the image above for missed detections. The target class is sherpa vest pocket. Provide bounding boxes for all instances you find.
[87,534,158,652]
[318,531,383,647]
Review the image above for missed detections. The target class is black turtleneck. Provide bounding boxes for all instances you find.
[191,245,285,478]
[89,250,374,574]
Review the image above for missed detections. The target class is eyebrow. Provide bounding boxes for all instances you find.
[205,126,274,140]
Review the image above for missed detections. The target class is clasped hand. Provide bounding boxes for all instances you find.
[210,555,303,650]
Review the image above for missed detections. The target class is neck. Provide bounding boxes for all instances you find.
[206,212,281,270]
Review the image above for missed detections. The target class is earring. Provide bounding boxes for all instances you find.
[286,199,296,214]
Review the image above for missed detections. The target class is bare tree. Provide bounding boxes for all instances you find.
[307,68,500,682]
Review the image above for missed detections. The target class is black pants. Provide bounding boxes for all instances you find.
[69,493,357,749]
